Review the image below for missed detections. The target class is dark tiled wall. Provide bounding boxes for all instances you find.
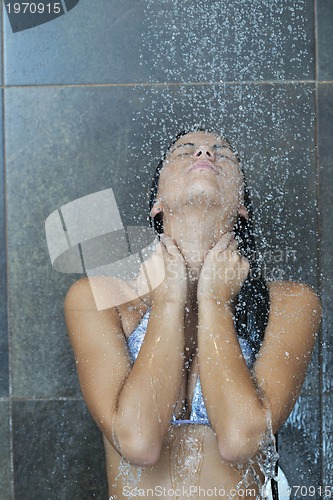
[0,92,8,398]
[318,83,333,483]
[317,0,333,80]
[0,1,331,498]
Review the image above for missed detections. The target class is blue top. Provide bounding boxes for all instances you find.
[126,307,255,426]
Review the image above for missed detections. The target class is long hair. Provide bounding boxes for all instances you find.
[149,129,270,357]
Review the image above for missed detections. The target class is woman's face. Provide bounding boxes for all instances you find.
[156,131,244,216]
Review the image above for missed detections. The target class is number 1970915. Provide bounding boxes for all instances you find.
[6,3,62,14]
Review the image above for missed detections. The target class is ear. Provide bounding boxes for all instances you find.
[238,205,249,220]
[150,201,163,218]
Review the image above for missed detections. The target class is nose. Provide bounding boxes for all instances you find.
[194,145,215,160]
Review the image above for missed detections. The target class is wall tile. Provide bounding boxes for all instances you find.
[317,0,333,81]
[3,0,315,86]
[0,401,13,500]
[12,399,107,499]
[279,395,322,494]
[318,83,333,486]
[0,2,3,85]
[318,83,333,396]
[323,395,333,484]
[0,91,8,398]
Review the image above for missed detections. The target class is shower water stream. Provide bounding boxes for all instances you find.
[111,0,314,496]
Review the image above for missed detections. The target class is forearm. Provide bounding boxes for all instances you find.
[198,298,267,462]
[115,300,185,454]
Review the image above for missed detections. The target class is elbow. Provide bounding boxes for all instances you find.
[217,420,267,465]
[120,436,162,467]
[113,414,162,466]
[218,431,260,465]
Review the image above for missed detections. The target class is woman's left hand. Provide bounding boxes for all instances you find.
[197,232,250,304]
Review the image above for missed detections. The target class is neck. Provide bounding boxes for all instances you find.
[163,205,235,274]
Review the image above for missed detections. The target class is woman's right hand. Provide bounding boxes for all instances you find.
[137,234,187,306]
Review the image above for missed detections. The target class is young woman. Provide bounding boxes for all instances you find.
[64,130,321,499]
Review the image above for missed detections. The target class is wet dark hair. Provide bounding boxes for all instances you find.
[149,129,270,356]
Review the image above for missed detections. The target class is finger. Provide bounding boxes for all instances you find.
[160,234,182,257]
[240,258,250,279]
[210,231,234,254]
[227,239,239,253]
[238,255,250,269]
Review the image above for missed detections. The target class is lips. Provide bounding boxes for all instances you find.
[189,160,218,174]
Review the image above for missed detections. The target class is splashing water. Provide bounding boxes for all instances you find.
[129,81,315,284]
[127,0,315,285]
[114,458,143,497]
[168,425,206,499]
[233,408,279,500]
[141,0,311,83]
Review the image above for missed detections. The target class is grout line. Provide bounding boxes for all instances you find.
[0,80,323,90]
[313,0,324,488]
[0,396,84,402]
[1,3,14,499]
[10,396,84,401]
[1,18,14,500]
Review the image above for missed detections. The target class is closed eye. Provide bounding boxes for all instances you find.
[215,153,239,164]
[216,154,233,159]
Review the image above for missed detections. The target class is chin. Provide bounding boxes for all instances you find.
[185,186,222,206]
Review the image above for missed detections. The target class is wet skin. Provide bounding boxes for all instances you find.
[64,132,322,499]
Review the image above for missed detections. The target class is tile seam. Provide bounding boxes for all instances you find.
[314,0,324,488]
[1,4,14,496]
[0,80,322,90]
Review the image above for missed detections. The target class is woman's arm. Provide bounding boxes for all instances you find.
[197,234,321,464]
[114,299,185,465]
[198,298,267,463]
[64,238,187,466]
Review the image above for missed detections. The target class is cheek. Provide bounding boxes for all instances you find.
[219,171,243,200]
[157,169,182,201]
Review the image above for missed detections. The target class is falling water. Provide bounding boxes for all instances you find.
[128,0,315,284]
[114,0,316,496]
[168,425,206,499]
[233,409,280,499]
[114,458,143,499]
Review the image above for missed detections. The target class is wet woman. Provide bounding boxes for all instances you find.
[64,130,321,499]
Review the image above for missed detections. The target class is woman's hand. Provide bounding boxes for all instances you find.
[137,234,187,306]
[197,232,250,304]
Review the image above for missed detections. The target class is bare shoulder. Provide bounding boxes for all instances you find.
[267,280,322,315]
[65,276,139,309]
[65,276,118,310]
[265,280,322,346]
[64,276,149,336]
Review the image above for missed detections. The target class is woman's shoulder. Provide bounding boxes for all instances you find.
[65,275,140,307]
[64,276,150,335]
[267,280,321,312]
